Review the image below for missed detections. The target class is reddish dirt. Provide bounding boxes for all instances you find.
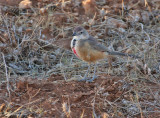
[0,75,160,117]
[0,75,125,117]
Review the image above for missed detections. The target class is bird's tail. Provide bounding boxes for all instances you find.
[108,51,140,59]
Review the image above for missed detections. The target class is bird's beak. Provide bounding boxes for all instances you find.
[72,32,76,36]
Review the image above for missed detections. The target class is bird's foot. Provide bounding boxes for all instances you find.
[78,77,90,81]
[86,75,98,82]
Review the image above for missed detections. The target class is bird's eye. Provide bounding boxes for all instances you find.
[80,32,83,34]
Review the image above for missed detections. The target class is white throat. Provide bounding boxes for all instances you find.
[71,36,79,49]
[71,34,89,49]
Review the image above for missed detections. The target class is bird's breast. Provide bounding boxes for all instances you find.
[71,39,107,63]
[76,41,106,63]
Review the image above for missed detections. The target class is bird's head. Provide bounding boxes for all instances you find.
[72,27,89,39]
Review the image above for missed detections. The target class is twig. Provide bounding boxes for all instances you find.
[60,51,68,80]
[121,0,124,17]
[1,53,10,97]
[1,15,12,44]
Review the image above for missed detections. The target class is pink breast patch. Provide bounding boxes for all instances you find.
[72,48,79,58]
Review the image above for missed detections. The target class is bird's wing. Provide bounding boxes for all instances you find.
[88,36,108,52]
[87,36,140,58]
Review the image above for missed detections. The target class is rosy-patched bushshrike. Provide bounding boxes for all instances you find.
[71,27,139,82]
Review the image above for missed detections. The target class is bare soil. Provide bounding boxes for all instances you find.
[0,74,159,118]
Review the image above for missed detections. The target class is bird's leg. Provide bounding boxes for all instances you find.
[79,64,91,81]
[83,64,90,79]
[87,63,98,82]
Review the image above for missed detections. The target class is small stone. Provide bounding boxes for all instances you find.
[19,0,32,9]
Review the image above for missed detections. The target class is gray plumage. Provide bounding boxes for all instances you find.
[79,35,140,59]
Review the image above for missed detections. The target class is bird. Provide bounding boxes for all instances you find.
[71,26,139,82]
